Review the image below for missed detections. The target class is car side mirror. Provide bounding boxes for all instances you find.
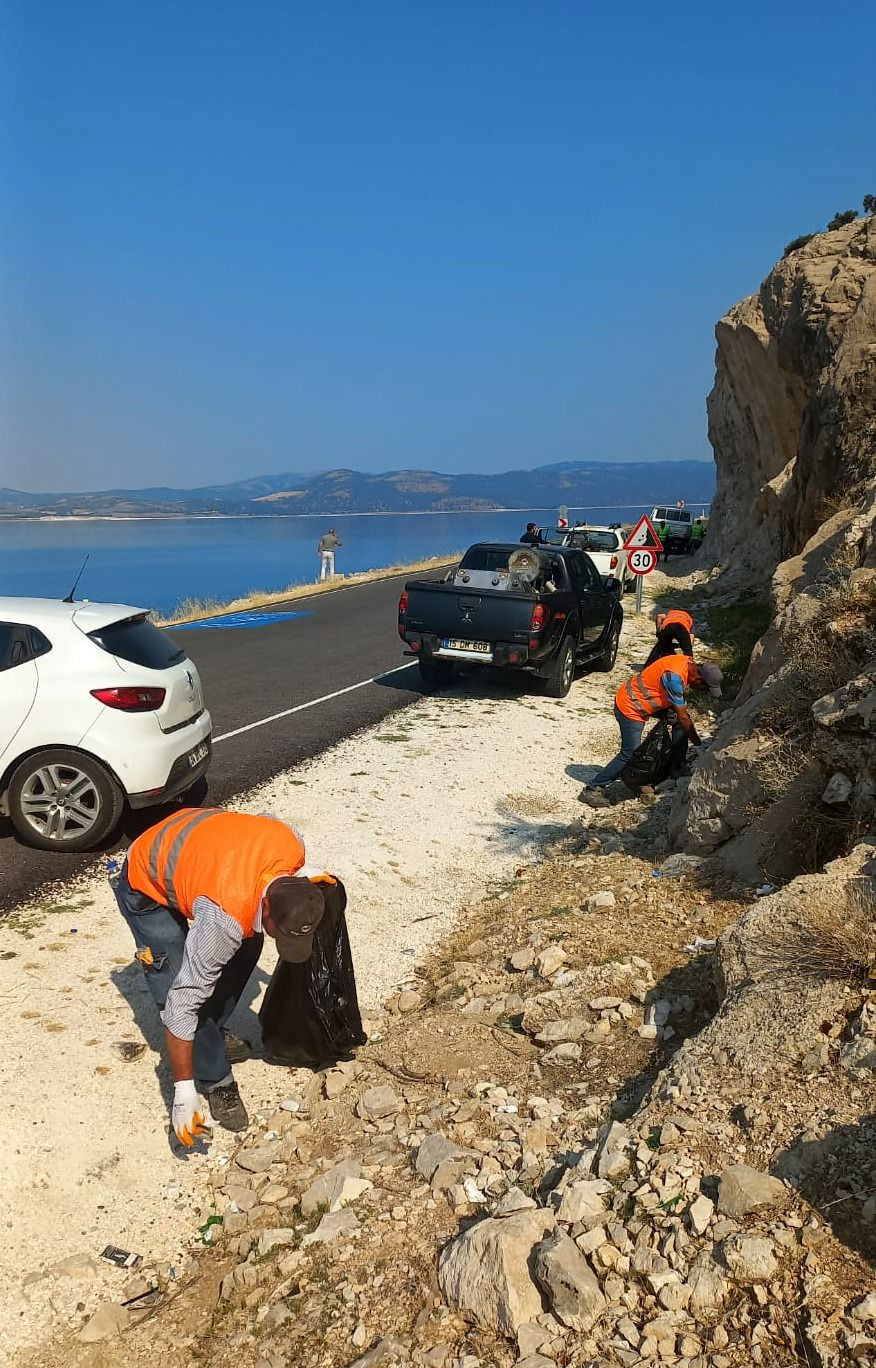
[604,576,621,595]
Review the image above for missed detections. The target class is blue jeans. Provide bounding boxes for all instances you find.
[591,705,645,787]
[114,862,263,1088]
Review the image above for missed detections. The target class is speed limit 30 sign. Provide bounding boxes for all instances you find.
[628,547,657,575]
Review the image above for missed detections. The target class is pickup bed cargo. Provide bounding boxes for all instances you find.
[397,542,624,697]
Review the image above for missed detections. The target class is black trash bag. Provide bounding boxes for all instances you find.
[259,878,367,1068]
[620,720,674,789]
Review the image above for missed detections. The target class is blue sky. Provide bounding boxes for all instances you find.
[1,1,873,492]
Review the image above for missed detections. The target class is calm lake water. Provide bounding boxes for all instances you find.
[0,505,708,615]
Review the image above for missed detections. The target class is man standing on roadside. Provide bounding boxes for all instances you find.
[113,808,335,1145]
[317,528,342,580]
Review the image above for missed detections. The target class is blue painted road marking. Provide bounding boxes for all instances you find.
[180,609,315,631]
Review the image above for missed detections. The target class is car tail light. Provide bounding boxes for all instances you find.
[398,591,408,638]
[91,686,166,712]
[610,554,618,569]
[530,602,549,631]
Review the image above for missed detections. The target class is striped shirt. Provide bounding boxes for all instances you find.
[161,897,245,1041]
[160,853,321,1041]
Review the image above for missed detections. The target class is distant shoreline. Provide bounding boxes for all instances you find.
[3,501,711,524]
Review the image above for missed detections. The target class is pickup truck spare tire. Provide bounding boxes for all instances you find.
[543,637,576,698]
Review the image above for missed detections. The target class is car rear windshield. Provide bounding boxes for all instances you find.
[87,614,186,669]
[571,531,618,552]
[459,546,521,572]
[654,507,691,523]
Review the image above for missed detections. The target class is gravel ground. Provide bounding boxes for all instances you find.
[0,600,655,1362]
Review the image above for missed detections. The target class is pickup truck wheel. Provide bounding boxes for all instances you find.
[543,639,576,698]
[594,620,621,672]
[418,656,455,689]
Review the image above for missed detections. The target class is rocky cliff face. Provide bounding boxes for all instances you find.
[674,218,876,879]
[705,216,876,583]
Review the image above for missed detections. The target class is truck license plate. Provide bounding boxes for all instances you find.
[442,637,490,653]
[187,740,209,768]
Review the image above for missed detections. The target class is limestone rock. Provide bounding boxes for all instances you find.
[534,1017,587,1045]
[822,771,854,804]
[596,1121,631,1180]
[510,948,535,972]
[349,1335,412,1366]
[301,1158,372,1216]
[722,1233,778,1283]
[717,1164,787,1217]
[357,1085,401,1120]
[438,1207,555,1335]
[686,1258,730,1320]
[78,1302,130,1342]
[688,1194,714,1235]
[235,1142,279,1174]
[556,1179,611,1227]
[256,1228,298,1257]
[302,1208,361,1246]
[532,1229,605,1333]
[535,945,566,978]
[415,1133,479,1183]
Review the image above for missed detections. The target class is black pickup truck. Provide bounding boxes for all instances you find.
[397,542,624,697]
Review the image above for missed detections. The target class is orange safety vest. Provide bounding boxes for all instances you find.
[656,609,694,636]
[127,809,307,936]
[616,654,694,721]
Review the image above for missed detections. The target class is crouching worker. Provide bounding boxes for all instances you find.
[580,656,722,798]
[113,808,333,1145]
[644,608,695,666]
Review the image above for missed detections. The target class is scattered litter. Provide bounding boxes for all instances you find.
[651,868,662,878]
[684,937,717,954]
[70,928,78,935]
[755,884,777,897]
[100,1246,142,1270]
[113,1041,147,1062]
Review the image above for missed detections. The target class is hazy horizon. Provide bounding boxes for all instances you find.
[1,455,715,500]
[2,2,873,493]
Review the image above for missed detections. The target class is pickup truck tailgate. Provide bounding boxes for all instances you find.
[404,582,533,643]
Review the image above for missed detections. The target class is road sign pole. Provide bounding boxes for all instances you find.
[635,575,643,615]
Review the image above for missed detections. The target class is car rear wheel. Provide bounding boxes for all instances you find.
[8,748,124,851]
[418,656,456,689]
[594,619,621,672]
[543,638,576,698]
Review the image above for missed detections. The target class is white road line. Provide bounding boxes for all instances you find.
[212,662,418,743]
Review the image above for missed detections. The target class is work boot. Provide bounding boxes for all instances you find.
[578,786,610,808]
[206,1079,249,1132]
[221,1028,253,1064]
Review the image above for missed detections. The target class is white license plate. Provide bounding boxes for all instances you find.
[187,741,209,768]
[442,637,490,653]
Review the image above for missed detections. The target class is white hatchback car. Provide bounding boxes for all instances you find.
[0,597,212,851]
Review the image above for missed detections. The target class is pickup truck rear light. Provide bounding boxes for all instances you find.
[530,602,549,631]
[610,554,618,569]
[91,686,166,712]
[397,592,408,639]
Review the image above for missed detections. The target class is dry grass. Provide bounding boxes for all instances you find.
[751,879,876,985]
[155,553,460,626]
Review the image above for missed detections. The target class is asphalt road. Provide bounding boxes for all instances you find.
[0,568,448,911]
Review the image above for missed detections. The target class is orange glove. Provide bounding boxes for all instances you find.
[172,1080,207,1146]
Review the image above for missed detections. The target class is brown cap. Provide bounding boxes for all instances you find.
[265,878,325,962]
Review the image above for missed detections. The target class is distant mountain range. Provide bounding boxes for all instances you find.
[0,460,714,518]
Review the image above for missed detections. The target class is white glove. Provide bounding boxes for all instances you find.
[172,1079,207,1147]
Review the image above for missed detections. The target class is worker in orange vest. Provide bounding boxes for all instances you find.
[580,654,722,799]
[114,809,336,1143]
[644,607,695,666]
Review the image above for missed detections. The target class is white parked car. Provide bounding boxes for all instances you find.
[0,598,212,851]
[543,525,633,591]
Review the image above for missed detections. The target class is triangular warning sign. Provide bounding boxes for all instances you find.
[623,514,663,552]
